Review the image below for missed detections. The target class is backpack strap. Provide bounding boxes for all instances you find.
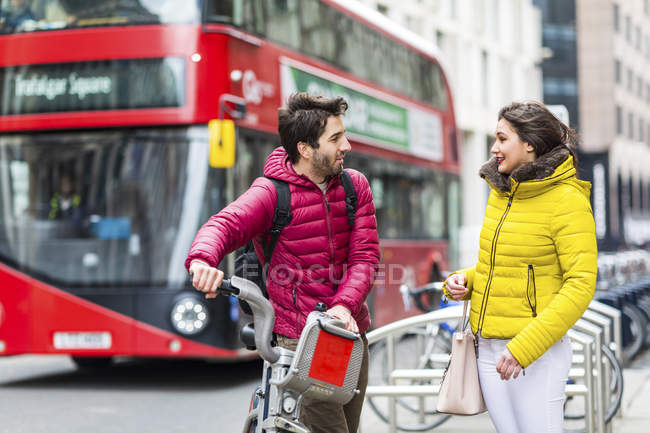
[262,177,292,266]
[340,170,357,227]
[260,173,353,274]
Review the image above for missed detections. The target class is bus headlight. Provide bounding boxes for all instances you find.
[170,296,209,336]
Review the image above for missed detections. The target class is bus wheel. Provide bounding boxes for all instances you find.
[71,356,113,369]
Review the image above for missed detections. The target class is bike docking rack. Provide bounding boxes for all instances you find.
[565,329,596,433]
[362,305,462,433]
[571,319,606,433]
[584,301,624,426]
[567,299,624,433]
[588,301,623,367]
[595,279,650,365]
[361,299,623,433]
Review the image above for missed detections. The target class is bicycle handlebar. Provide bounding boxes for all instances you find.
[220,276,281,364]
[399,281,445,313]
[218,278,237,295]
[409,281,444,296]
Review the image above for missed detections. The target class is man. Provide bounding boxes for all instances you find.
[0,0,36,31]
[185,93,380,433]
[49,172,83,224]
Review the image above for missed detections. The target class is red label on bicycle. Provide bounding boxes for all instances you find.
[308,331,354,387]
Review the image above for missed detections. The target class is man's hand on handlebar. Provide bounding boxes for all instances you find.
[445,273,468,301]
[189,260,224,299]
[325,305,359,333]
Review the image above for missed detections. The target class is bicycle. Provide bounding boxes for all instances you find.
[215,276,364,433]
[367,281,458,431]
[596,289,647,363]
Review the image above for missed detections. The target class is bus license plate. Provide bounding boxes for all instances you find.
[53,332,112,349]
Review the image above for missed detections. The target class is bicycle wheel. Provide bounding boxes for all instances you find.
[564,344,623,424]
[367,324,454,431]
[602,344,624,422]
[622,304,647,363]
[633,298,650,346]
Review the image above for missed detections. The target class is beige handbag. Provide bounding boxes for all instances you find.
[435,300,487,415]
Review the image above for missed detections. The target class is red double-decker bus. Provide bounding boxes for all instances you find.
[0,0,460,366]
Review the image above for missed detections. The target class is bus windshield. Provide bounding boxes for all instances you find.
[0,0,200,34]
[0,127,219,287]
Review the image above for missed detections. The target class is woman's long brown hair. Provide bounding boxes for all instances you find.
[498,101,580,169]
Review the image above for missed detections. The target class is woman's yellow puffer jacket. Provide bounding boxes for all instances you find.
[444,146,597,368]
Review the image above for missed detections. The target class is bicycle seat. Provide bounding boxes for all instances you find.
[272,311,364,405]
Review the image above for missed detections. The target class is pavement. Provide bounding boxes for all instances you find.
[359,351,650,433]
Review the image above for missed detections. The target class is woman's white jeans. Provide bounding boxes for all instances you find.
[477,335,573,433]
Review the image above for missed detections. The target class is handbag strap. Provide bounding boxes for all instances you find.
[457,300,470,332]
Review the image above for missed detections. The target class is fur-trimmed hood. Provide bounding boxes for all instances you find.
[478,146,589,199]
[479,145,570,192]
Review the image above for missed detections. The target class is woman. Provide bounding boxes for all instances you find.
[444,101,597,433]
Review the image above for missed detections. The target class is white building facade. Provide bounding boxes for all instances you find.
[357,0,544,268]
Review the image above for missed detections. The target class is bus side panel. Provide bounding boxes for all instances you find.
[372,241,448,328]
[0,263,246,359]
[29,281,136,356]
[0,263,32,354]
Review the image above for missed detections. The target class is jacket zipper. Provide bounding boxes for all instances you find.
[475,187,518,352]
[292,286,302,330]
[323,194,335,262]
[526,264,537,317]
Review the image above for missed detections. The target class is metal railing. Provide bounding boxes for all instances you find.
[361,300,623,433]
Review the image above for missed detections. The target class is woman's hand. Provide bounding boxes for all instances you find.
[496,347,523,380]
[445,273,468,301]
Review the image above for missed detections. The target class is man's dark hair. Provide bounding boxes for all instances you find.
[278,93,348,163]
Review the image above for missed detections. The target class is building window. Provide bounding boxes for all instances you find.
[615,60,621,83]
[647,83,650,103]
[614,4,620,32]
[638,76,643,97]
[636,26,642,50]
[629,112,635,139]
[543,77,578,96]
[628,68,634,92]
[616,106,623,135]
[626,16,631,42]
[640,119,645,142]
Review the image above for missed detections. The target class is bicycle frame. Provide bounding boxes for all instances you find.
[218,277,363,433]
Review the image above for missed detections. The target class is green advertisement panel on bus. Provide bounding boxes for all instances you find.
[280,63,443,161]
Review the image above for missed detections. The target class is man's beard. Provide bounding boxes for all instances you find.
[312,149,343,179]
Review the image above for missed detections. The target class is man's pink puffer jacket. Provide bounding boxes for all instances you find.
[185,147,380,338]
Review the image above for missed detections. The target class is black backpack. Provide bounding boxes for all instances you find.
[235,170,358,314]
